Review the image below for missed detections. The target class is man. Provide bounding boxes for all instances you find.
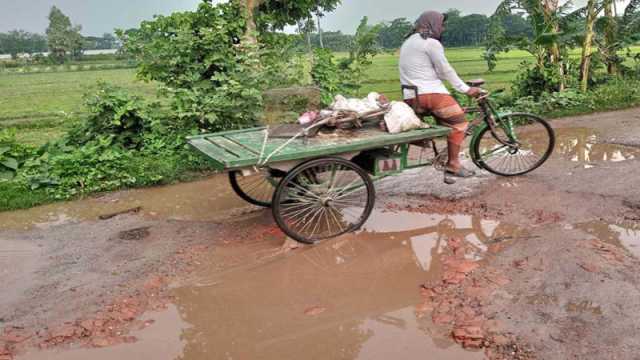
[399,11,482,178]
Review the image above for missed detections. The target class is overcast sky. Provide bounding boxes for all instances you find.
[0,0,620,36]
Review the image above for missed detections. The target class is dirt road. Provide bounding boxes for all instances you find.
[1,107,640,360]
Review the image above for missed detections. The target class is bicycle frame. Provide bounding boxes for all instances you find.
[464,94,519,148]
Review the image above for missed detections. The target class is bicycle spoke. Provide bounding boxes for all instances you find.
[476,114,554,176]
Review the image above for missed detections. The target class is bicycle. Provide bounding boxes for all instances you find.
[403,79,556,178]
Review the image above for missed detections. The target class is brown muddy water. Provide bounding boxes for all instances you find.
[20,210,529,360]
[553,127,640,164]
[0,175,250,231]
[573,220,640,258]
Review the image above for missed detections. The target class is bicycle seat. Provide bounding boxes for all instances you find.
[401,85,432,118]
[466,79,485,87]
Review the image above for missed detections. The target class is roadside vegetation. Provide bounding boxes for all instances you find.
[0,0,639,212]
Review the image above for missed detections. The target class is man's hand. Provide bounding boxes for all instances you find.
[466,87,483,98]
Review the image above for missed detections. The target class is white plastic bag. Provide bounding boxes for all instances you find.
[384,101,428,134]
[330,93,381,114]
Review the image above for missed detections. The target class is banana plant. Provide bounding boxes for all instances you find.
[579,0,602,92]
[486,0,576,90]
[593,0,640,76]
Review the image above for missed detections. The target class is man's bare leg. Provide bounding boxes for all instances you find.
[445,122,475,177]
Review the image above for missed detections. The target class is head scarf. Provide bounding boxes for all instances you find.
[413,11,446,41]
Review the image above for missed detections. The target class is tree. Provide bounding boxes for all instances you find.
[316,13,325,49]
[0,30,47,59]
[602,0,617,74]
[486,0,575,91]
[443,10,489,46]
[297,17,316,53]
[377,18,412,49]
[46,6,83,62]
[580,0,600,91]
[100,33,117,49]
[239,0,341,43]
[596,0,640,75]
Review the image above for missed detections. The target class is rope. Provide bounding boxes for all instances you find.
[255,126,270,171]
[258,129,305,167]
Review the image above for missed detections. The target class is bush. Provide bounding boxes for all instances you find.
[0,129,35,181]
[311,49,354,105]
[511,61,563,99]
[506,78,640,117]
[67,82,154,149]
[13,80,211,201]
[120,2,265,132]
[512,90,594,114]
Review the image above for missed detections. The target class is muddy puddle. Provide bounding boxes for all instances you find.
[22,210,527,360]
[553,128,640,164]
[573,220,640,258]
[0,174,251,231]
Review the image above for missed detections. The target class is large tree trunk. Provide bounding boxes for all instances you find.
[580,0,598,92]
[604,0,617,75]
[241,0,263,44]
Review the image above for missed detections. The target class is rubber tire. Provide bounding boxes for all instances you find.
[471,113,555,177]
[229,170,277,208]
[272,157,376,245]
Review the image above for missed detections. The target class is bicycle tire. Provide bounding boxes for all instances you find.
[471,113,555,177]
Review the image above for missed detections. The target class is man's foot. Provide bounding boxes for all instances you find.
[446,166,476,178]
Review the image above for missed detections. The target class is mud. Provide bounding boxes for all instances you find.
[0,175,249,231]
[3,107,640,360]
[17,210,526,360]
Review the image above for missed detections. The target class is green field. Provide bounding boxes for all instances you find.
[0,67,157,144]
[361,46,640,99]
[1,46,638,145]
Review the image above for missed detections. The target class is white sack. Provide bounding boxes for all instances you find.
[384,101,428,134]
[330,93,381,114]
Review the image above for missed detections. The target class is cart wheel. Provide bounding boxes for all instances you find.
[229,169,283,208]
[273,157,375,244]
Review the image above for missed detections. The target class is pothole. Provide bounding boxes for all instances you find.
[553,128,640,164]
[117,227,152,241]
[573,220,640,258]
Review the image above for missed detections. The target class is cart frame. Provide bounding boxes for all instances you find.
[188,125,452,243]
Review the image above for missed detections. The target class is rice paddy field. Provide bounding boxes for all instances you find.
[361,46,640,99]
[1,46,638,145]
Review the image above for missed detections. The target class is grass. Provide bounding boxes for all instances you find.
[360,46,640,100]
[0,68,158,145]
[2,46,638,144]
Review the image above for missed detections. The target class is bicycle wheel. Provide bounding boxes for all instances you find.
[229,169,282,208]
[273,157,376,244]
[471,113,555,177]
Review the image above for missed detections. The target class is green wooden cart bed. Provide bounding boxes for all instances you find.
[187,124,451,244]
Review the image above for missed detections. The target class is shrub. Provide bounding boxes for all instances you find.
[0,129,35,181]
[67,82,154,149]
[311,49,353,105]
[119,2,265,132]
[511,61,564,99]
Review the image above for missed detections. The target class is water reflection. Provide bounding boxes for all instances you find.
[575,220,640,258]
[554,128,640,164]
[168,211,519,360]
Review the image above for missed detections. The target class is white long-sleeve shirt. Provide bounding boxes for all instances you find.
[399,34,470,99]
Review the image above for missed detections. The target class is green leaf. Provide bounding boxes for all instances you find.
[1,157,19,170]
[0,170,15,181]
[0,146,10,156]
